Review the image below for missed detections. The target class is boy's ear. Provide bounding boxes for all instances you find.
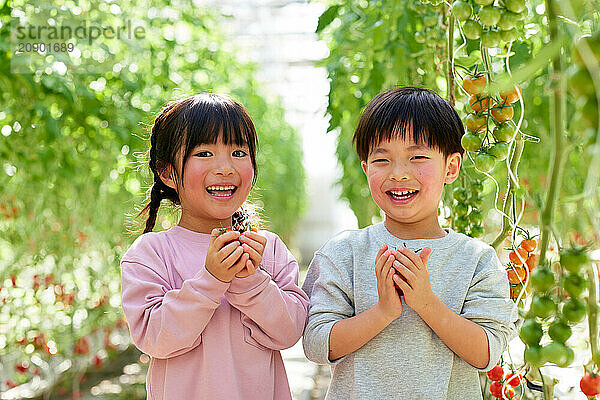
[444,153,462,185]
[361,160,368,175]
[158,166,177,190]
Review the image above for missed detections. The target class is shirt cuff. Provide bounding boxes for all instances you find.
[227,268,270,294]
[189,267,231,303]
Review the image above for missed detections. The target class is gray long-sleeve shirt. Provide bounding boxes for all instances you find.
[302,222,520,400]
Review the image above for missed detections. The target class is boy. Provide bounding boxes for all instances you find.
[302,87,520,399]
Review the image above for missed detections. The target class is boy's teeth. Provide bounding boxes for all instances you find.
[389,189,418,199]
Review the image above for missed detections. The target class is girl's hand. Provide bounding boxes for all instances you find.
[392,246,436,315]
[235,230,267,278]
[205,229,249,283]
[374,245,403,322]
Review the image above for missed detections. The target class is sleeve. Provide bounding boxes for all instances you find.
[301,251,355,365]
[460,247,522,371]
[120,239,230,359]
[223,233,309,351]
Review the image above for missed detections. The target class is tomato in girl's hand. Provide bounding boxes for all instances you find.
[505,372,522,387]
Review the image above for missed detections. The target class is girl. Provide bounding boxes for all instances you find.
[120,94,309,400]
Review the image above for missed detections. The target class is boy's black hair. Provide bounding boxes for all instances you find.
[353,86,464,161]
[138,93,258,233]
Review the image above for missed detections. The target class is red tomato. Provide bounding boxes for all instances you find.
[526,253,539,271]
[580,373,600,396]
[507,265,526,284]
[520,238,537,252]
[509,248,528,265]
[506,372,522,387]
[487,364,505,381]
[489,381,503,398]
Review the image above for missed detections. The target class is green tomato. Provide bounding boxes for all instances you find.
[530,267,555,292]
[478,6,502,27]
[560,246,589,273]
[481,30,502,48]
[497,11,519,30]
[462,19,482,40]
[562,347,575,367]
[415,31,426,44]
[505,0,526,13]
[530,294,557,319]
[474,0,494,5]
[524,345,544,367]
[452,0,473,21]
[452,187,468,202]
[424,15,438,27]
[548,319,572,344]
[520,319,543,346]
[493,121,516,142]
[541,342,569,366]
[501,28,519,43]
[471,179,484,194]
[469,225,484,237]
[468,209,483,224]
[488,142,510,161]
[562,298,587,324]
[467,195,483,208]
[454,215,470,230]
[473,153,495,173]
[454,202,470,216]
[568,66,594,99]
[561,273,587,299]
[461,132,483,152]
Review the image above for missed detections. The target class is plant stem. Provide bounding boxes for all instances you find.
[447,12,455,106]
[491,136,525,250]
[538,0,567,268]
[586,264,599,369]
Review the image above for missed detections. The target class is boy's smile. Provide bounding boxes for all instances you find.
[361,136,461,240]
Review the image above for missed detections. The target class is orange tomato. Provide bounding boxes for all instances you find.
[463,75,487,95]
[500,85,522,104]
[507,265,526,284]
[469,94,490,112]
[491,104,514,123]
[509,247,528,265]
[521,238,537,253]
[526,253,539,271]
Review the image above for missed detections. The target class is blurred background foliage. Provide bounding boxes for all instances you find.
[0,0,305,397]
[318,0,595,239]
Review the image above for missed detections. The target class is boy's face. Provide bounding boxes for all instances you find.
[361,135,461,236]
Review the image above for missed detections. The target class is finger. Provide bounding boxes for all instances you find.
[231,252,250,273]
[394,251,419,273]
[239,234,265,256]
[375,244,388,264]
[217,240,242,262]
[375,249,390,279]
[393,273,412,291]
[245,258,257,275]
[213,230,241,248]
[396,246,422,270]
[241,242,261,266]
[222,245,244,268]
[377,252,394,281]
[241,231,267,248]
[420,247,433,266]
[392,260,417,284]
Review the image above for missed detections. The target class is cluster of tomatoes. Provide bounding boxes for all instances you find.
[569,32,599,142]
[452,0,527,47]
[413,2,447,47]
[450,180,485,237]
[520,245,590,372]
[506,235,538,303]
[486,364,522,399]
[460,73,521,174]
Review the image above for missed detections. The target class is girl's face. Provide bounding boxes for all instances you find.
[162,138,254,233]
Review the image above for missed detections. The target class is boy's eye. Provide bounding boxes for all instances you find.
[412,156,429,160]
[232,149,248,157]
[372,159,388,163]
[195,151,212,157]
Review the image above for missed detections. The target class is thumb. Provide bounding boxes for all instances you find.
[420,247,432,265]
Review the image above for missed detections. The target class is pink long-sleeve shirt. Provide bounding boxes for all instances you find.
[120,226,309,400]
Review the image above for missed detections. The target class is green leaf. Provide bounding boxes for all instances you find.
[316,4,341,33]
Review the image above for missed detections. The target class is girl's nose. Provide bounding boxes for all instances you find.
[214,157,235,176]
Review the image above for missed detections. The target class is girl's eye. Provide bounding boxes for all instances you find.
[232,149,248,157]
[412,156,429,160]
[195,151,212,157]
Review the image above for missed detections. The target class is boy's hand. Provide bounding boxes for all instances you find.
[392,246,436,315]
[235,230,267,278]
[374,244,403,322]
[205,229,249,282]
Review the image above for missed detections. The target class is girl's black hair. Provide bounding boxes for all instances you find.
[138,93,258,234]
[353,86,464,161]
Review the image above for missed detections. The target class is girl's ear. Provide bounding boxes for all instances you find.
[159,166,177,190]
[444,153,462,185]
